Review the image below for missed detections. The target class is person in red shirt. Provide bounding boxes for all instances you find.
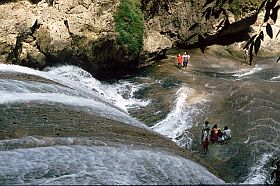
[210,124,219,143]
[177,54,183,69]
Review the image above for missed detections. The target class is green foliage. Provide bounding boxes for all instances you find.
[243,0,280,65]
[115,0,144,54]
[229,0,241,15]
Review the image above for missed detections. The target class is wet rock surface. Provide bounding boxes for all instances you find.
[1,0,272,79]
[0,71,219,179]
[1,45,280,183]
[126,45,280,183]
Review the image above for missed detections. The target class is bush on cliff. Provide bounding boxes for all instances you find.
[115,0,144,54]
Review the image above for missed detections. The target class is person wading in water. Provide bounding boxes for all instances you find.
[201,128,210,154]
[177,53,183,69]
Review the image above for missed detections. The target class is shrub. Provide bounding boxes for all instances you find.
[115,0,144,54]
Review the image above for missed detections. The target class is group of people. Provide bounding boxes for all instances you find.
[201,121,232,154]
[177,52,190,69]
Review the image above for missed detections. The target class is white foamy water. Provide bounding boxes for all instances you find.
[270,75,280,81]
[0,64,225,184]
[45,65,151,113]
[0,64,111,103]
[151,87,208,148]
[0,91,149,130]
[242,153,273,184]
[2,62,278,184]
[233,65,263,78]
[0,64,149,130]
[0,64,150,112]
[0,137,224,185]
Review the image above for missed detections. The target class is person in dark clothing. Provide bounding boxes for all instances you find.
[201,121,210,140]
[217,129,225,143]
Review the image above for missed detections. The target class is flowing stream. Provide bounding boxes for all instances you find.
[0,64,224,185]
[0,50,280,184]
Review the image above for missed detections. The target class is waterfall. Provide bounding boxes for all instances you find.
[0,64,224,185]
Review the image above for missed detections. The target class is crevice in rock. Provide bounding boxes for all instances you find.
[160,31,177,38]
[46,0,56,7]
[177,28,251,50]
[141,0,170,19]
[63,19,72,36]
[7,32,29,64]
[7,20,42,67]
[177,13,258,50]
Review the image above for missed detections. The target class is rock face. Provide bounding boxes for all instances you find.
[0,0,278,79]
[141,0,261,48]
[0,0,123,78]
[249,9,280,56]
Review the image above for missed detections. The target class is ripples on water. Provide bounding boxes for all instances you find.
[1,61,280,184]
[0,136,224,185]
[0,64,224,185]
[46,63,280,184]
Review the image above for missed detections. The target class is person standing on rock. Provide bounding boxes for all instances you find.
[202,128,210,154]
[177,53,183,69]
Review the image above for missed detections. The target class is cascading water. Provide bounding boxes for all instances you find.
[1,52,280,184]
[0,64,224,185]
[151,87,210,149]
[0,136,223,185]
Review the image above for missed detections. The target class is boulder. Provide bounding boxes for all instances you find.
[1,0,278,78]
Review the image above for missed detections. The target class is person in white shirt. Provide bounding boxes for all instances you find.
[223,126,232,140]
[182,52,190,68]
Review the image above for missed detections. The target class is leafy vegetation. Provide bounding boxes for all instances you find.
[115,0,144,54]
[199,0,280,65]
[243,0,280,65]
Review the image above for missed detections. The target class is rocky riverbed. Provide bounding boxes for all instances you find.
[1,45,279,184]
[0,67,222,184]
[124,45,280,183]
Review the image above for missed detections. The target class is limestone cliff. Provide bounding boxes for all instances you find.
[0,0,278,79]
[0,0,122,78]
